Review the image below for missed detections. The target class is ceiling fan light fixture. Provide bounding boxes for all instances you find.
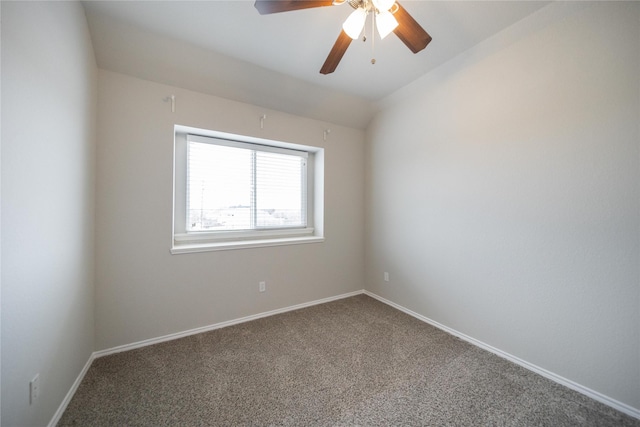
[253,0,431,74]
[342,7,367,39]
[372,0,395,13]
[376,10,398,39]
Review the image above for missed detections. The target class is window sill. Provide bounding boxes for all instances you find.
[171,235,324,254]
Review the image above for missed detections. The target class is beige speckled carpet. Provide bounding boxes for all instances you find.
[58,295,638,426]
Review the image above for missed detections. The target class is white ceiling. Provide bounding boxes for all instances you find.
[83,0,550,128]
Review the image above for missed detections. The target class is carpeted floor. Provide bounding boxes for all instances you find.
[58,294,639,426]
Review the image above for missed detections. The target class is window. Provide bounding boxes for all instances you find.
[186,135,307,232]
[172,126,324,253]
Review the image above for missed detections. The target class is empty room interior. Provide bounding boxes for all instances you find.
[1,0,639,426]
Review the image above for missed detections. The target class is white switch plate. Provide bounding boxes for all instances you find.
[384,272,389,282]
[259,281,266,292]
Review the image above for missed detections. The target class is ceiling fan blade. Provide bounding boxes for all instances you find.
[320,30,352,75]
[254,0,335,15]
[392,2,432,54]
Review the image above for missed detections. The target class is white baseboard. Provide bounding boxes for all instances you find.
[94,289,364,358]
[47,352,96,427]
[363,290,640,420]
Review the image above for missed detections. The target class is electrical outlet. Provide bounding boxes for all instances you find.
[259,281,266,292]
[30,374,40,405]
[384,272,389,282]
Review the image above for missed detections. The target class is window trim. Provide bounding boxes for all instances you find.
[172,125,324,254]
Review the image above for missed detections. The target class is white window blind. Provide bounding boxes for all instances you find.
[186,134,307,233]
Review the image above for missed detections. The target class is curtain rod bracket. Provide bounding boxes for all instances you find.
[163,95,175,113]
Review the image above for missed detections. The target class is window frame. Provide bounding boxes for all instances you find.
[172,125,324,254]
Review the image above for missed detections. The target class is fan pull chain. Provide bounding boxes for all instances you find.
[371,11,376,65]
[362,10,367,42]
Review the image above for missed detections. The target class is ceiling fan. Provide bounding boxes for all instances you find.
[254,0,432,75]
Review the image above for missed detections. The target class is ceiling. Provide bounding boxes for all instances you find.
[82,0,550,128]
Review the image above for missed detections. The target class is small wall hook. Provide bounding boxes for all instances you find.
[163,95,175,113]
[260,114,267,129]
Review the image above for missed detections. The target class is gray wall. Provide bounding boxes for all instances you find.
[365,2,639,410]
[95,70,365,350]
[1,2,97,425]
